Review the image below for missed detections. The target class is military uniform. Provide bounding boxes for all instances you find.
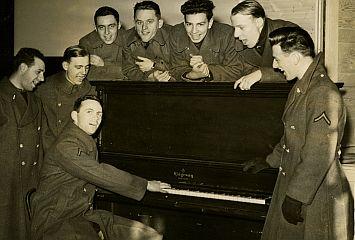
[31,122,162,240]
[235,18,297,82]
[79,29,126,81]
[36,71,96,150]
[0,77,44,240]
[122,24,172,81]
[262,54,353,239]
[169,22,245,82]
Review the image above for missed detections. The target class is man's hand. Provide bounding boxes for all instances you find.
[282,195,304,225]
[242,157,270,173]
[135,56,154,72]
[90,55,104,67]
[147,180,171,193]
[153,70,171,82]
[189,54,203,67]
[234,70,262,90]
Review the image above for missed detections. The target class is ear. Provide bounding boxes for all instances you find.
[19,63,28,74]
[158,19,164,29]
[71,110,78,123]
[208,17,214,29]
[255,17,264,31]
[118,21,122,29]
[62,61,69,71]
[290,52,301,65]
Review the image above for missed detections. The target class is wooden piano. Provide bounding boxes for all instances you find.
[92,81,292,240]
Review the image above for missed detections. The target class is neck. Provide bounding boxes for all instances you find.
[297,56,314,80]
[9,73,24,90]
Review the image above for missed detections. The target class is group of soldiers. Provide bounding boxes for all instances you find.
[0,0,353,240]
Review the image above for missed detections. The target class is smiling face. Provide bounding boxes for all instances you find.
[184,13,213,43]
[272,44,297,81]
[230,13,263,48]
[71,99,103,135]
[62,56,90,85]
[96,15,118,45]
[135,9,162,43]
[20,57,45,91]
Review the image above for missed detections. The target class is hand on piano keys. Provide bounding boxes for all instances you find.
[147,180,171,193]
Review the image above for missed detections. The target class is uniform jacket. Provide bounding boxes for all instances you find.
[0,77,44,240]
[169,22,245,82]
[79,29,126,81]
[31,122,162,240]
[262,54,353,240]
[122,24,173,81]
[236,18,297,82]
[36,71,96,150]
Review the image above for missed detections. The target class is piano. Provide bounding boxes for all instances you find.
[92,81,292,240]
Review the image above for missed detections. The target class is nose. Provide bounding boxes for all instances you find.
[105,26,109,35]
[142,22,148,30]
[38,72,45,82]
[191,25,198,34]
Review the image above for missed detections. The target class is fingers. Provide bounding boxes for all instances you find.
[234,78,243,89]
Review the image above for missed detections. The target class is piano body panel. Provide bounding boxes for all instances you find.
[92,81,292,239]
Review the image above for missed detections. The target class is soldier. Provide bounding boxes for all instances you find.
[169,0,245,82]
[231,0,297,90]
[36,45,96,150]
[0,48,45,239]
[122,1,173,81]
[79,6,126,80]
[244,27,353,239]
[31,95,170,240]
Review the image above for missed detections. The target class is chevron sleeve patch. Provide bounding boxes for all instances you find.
[313,111,331,125]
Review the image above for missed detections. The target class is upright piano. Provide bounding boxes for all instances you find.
[92,81,292,240]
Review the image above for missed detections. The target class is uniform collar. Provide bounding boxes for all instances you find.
[56,71,90,94]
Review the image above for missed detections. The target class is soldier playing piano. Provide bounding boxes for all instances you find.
[30,95,171,240]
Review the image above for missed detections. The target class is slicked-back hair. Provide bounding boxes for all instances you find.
[73,95,102,112]
[231,0,265,19]
[181,0,215,21]
[134,1,161,19]
[12,48,45,74]
[269,27,315,57]
[63,45,89,63]
[94,6,120,26]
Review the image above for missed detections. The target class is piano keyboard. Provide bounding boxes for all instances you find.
[163,188,266,205]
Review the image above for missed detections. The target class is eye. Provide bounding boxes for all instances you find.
[109,24,116,29]
[185,23,191,27]
[147,20,154,24]
[97,26,104,31]
[136,21,142,25]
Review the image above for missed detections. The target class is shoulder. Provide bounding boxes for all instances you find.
[171,22,186,36]
[79,30,102,48]
[267,18,298,31]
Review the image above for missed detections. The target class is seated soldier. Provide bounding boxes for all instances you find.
[79,6,126,81]
[169,0,245,82]
[30,95,170,240]
[230,0,298,90]
[122,1,173,82]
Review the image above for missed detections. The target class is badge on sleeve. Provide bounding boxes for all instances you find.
[77,148,82,156]
[313,111,331,125]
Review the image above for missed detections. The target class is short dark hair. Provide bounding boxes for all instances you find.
[269,27,315,57]
[63,45,89,63]
[94,6,119,25]
[181,0,215,21]
[134,1,161,19]
[231,0,265,19]
[12,48,45,74]
[73,95,101,112]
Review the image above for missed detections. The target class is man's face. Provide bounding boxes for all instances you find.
[230,14,263,48]
[184,13,213,43]
[272,44,296,81]
[20,57,45,91]
[135,9,162,43]
[62,56,90,85]
[96,15,118,45]
[72,99,103,135]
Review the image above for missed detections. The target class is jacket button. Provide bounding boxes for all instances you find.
[320,74,324,77]
[58,102,62,107]
[296,88,301,93]
[38,126,41,131]
[21,161,26,166]
[33,162,37,166]
[19,143,24,148]
[36,144,40,148]
[58,120,62,123]
[290,125,295,129]
[83,188,87,192]
[285,148,290,153]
